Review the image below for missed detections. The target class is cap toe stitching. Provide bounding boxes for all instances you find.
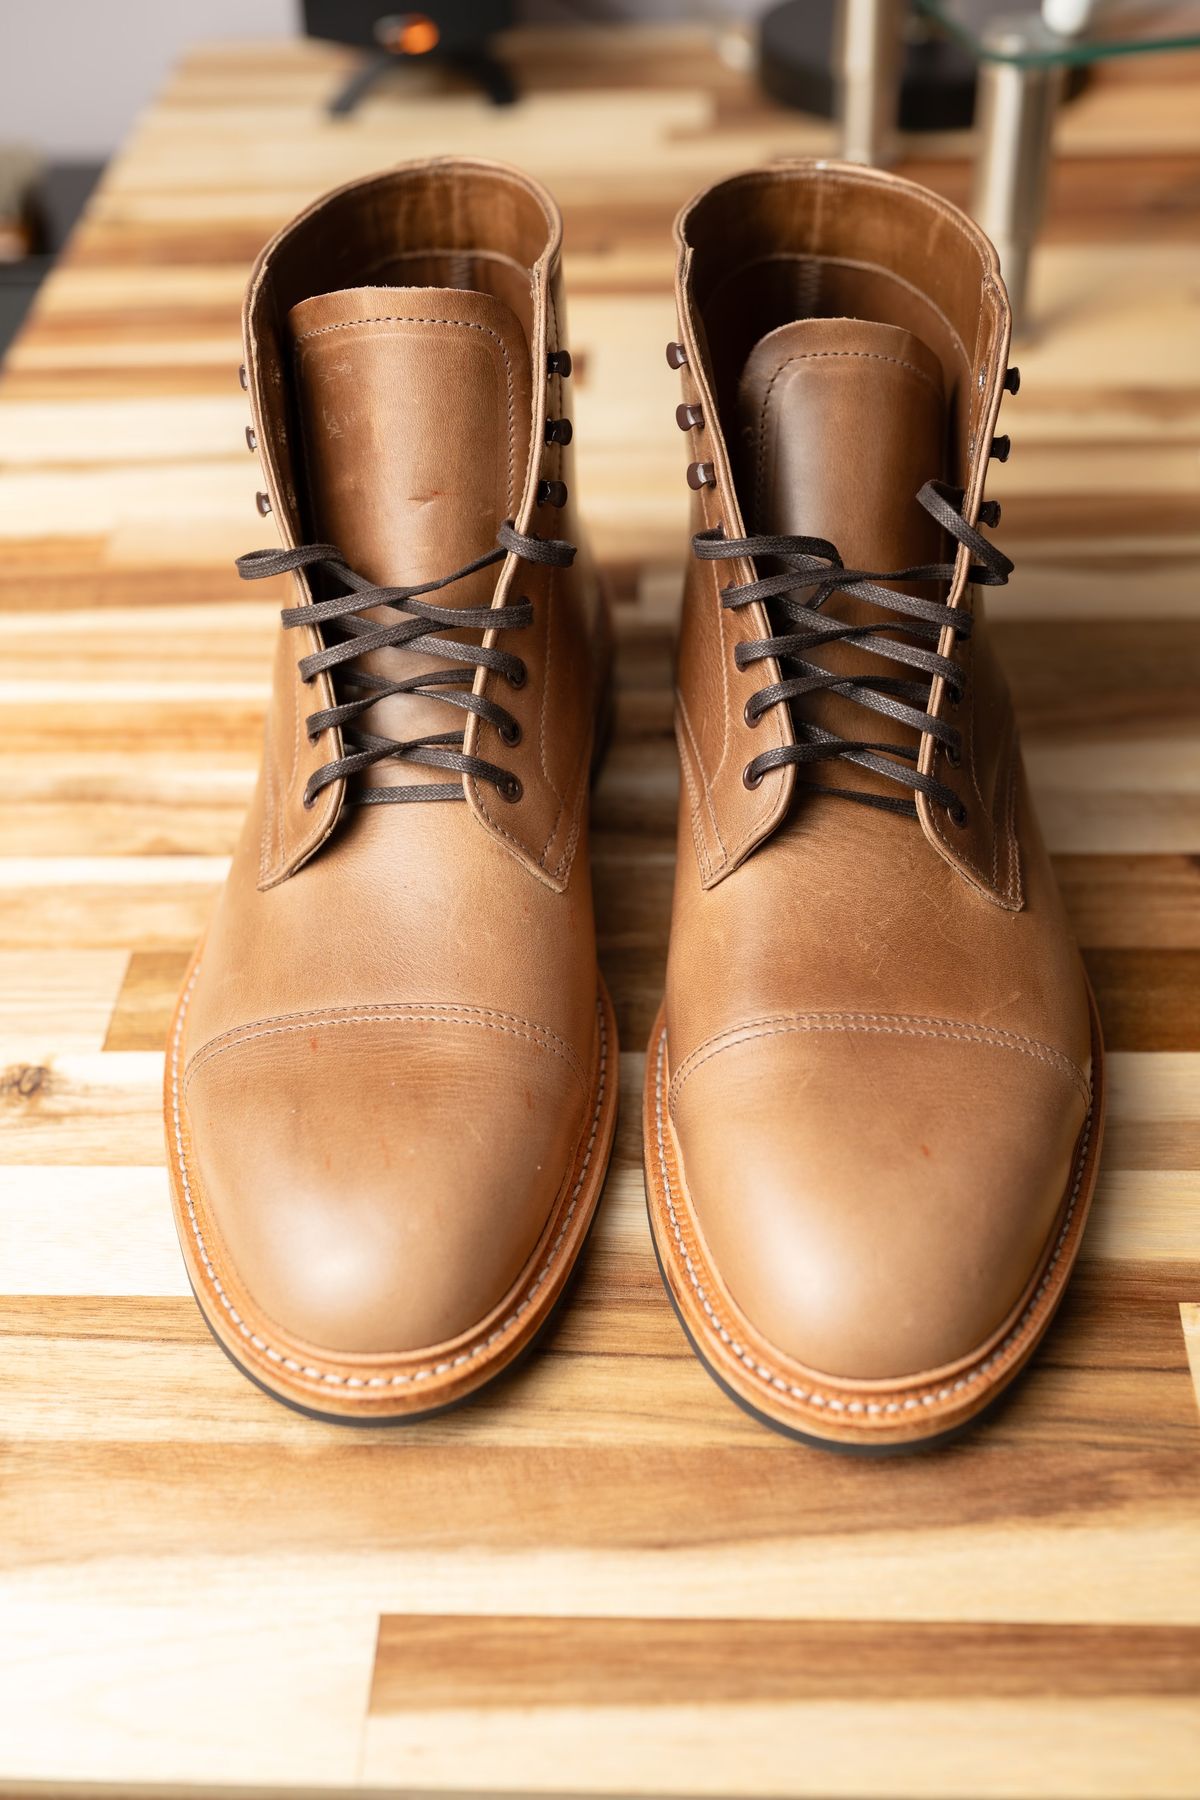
[654,1026,1093,1416]
[669,1010,1090,1113]
[172,961,607,1389]
[184,1002,589,1099]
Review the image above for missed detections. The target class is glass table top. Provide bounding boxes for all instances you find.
[914,1,1200,65]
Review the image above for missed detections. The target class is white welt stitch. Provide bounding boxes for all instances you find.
[173,961,607,1395]
[653,1025,1093,1418]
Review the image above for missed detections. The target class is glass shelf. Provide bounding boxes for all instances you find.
[914,1,1200,67]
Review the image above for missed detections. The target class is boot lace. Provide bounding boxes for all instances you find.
[237,521,574,807]
[693,479,1012,822]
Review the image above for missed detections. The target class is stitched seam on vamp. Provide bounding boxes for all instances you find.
[539,671,591,876]
[677,688,725,864]
[654,1028,1093,1418]
[669,1014,1090,1109]
[172,964,608,1390]
[674,710,713,884]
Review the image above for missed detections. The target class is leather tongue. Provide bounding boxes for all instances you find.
[735,316,948,803]
[287,285,533,785]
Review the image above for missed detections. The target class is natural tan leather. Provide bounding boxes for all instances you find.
[166,160,617,1418]
[648,161,1104,1444]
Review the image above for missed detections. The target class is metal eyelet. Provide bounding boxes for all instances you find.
[991,434,1012,463]
[742,763,763,790]
[743,698,762,728]
[238,363,249,391]
[948,800,969,828]
[255,490,271,515]
[537,478,568,508]
[676,402,703,431]
[666,341,687,369]
[945,741,962,768]
[507,662,527,690]
[687,461,716,490]
[245,425,257,452]
[499,719,521,747]
[301,791,316,810]
[546,349,572,378]
[544,417,573,446]
[501,775,523,803]
[1004,365,1021,395]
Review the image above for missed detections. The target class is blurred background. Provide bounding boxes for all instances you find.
[4,0,1199,350]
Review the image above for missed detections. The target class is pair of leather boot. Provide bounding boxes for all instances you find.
[166,157,1103,1451]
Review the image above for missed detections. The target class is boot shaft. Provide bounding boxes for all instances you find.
[241,158,607,888]
[668,160,1019,899]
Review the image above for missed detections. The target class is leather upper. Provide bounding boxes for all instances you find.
[662,160,1095,1383]
[671,162,1014,897]
[177,160,610,1358]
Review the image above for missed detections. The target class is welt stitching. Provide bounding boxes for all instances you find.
[185,1004,587,1095]
[669,1013,1091,1109]
[172,963,608,1391]
[754,351,942,522]
[654,1027,1093,1418]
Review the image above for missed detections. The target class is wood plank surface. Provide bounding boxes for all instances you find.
[1,25,1198,1799]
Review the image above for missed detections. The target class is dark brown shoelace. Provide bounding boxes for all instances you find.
[237,521,575,806]
[693,479,1013,823]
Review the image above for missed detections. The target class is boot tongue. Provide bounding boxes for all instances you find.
[735,316,948,806]
[287,285,533,788]
[289,284,531,590]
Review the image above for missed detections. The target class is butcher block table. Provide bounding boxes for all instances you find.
[1,26,1199,1798]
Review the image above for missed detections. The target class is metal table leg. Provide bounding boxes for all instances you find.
[971,20,1065,331]
[837,0,906,165]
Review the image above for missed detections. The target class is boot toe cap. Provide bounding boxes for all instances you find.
[179,1010,590,1357]
[670,1021,1091,1382]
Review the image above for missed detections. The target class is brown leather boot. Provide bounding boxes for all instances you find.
[645,161,1104,1451]
[166,160,618,1421]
